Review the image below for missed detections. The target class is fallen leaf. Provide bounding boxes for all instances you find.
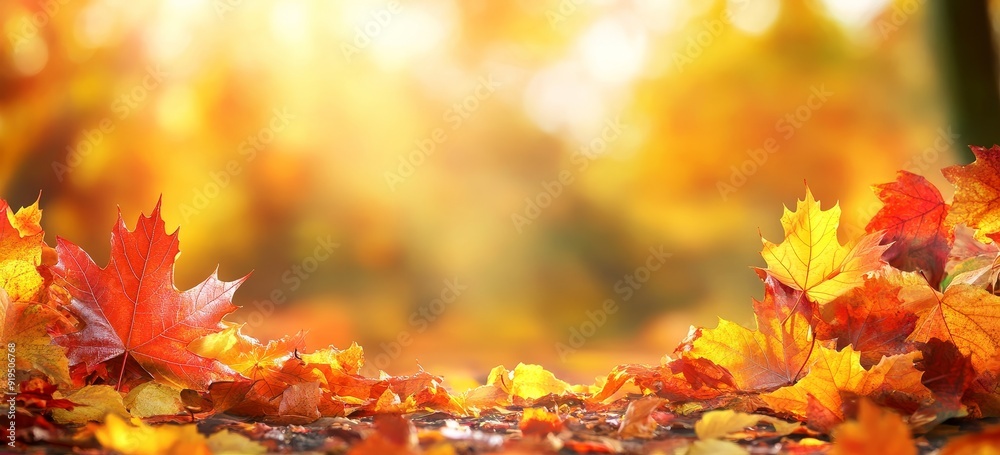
[908,284,1000,372]
[943,145,1000,243]
[94,414,210,455]
[866,171,953,286]
[276,381,322,424]
[830,399,916,455]
[124,382,185,419]
[520,407,563,437]
[760,186,887,304]
[486,363,571,404]
[1,296,73,385]
[916,339,974,424]
[678,276,826,391]
[52,385,129,424]
[348,413,418,455]
[815,277,918,368]
[762,346,931,429]
[52,200,244,390]
[205,429,266,455]
[694,409,763,440]
[300,342,365,374]
[617,396,663,438]
[190,323,316,402]
[0,197,46,303]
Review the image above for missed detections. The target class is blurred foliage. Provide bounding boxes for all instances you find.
[0,0,968,381]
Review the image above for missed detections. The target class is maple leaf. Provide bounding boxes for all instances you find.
[190,323,313,400]
[52,385,129,424]
[484,363,572,405]
[865,171,953,287]
[677,276,827,391]
[912,339,974,428]
[761,346,931,429]
[2,297,74,386]
[943,145,1000,243]
[829,399,916,455]
[0,197,47,304]
[814,276,917,368]
[760,186,887,304]
[965,353,1000,418]
[907,284,1000,372]
[52,200,244,390]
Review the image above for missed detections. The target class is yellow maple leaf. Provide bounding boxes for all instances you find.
[762,346,931,425]
[678,279,827,391]
[3,300,73,386]
[760,187,887,304]
[0,197,46,303]
[190,323,318,400]
[94,414,211,455]
[52,385,129,424]
[300,342,365,374]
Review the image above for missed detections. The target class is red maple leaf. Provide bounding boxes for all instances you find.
[866,171,953,287]
[52,200,244,390]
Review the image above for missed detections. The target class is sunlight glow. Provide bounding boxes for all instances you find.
[819,0,892,28]
[370,2,455,70]
[576,18,648,86]
[728,0,780,35]
[523,61,606,141]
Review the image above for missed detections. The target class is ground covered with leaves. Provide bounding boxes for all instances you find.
[7,147,1000,454]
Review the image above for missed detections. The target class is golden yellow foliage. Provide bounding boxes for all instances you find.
[760,187,887,304]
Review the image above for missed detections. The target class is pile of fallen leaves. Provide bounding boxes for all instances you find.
[7,147,1000,454]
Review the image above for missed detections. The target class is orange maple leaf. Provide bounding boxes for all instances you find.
[760,187,887,304]
[761,346,931,429]
[907,284,1000,372]
[52,200,244,390]
[190,323,313,400]
[830,399,916,455]
[677,276,828,391]
[943,145,1000,243]
[866,171,953,287]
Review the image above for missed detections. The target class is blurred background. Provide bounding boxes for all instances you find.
[1,0,995,384]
